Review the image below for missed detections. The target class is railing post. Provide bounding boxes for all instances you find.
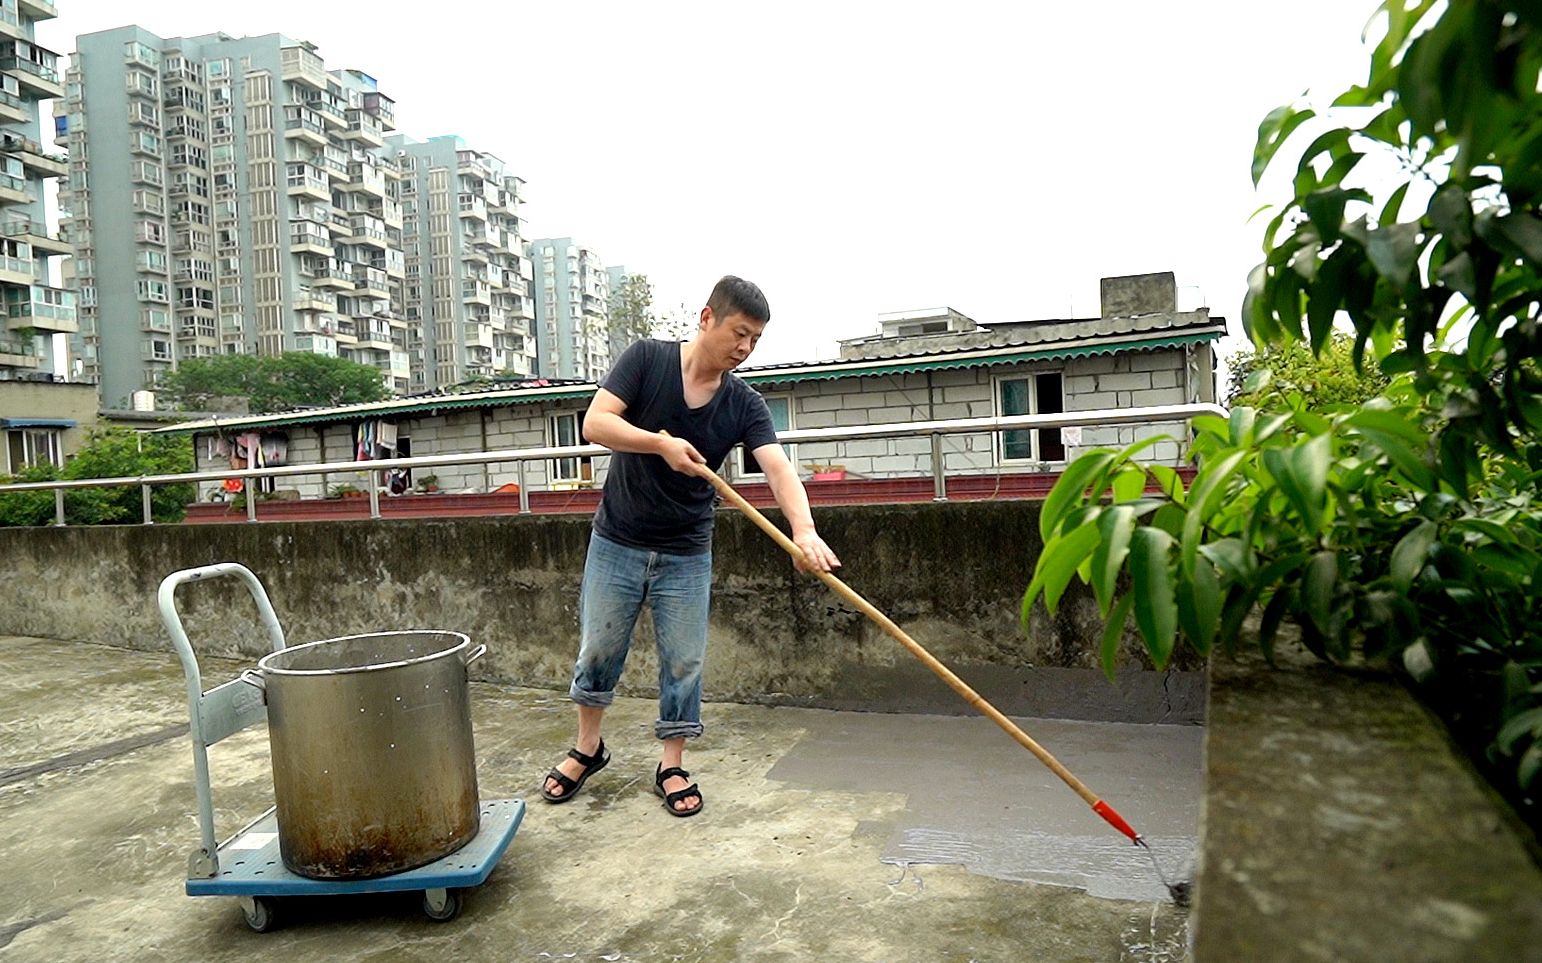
[141,483,154,524]
[517,461,530,514]
[53,488,65,526]
[368,481,381,519]
[931,432,947,502]
[245,485,257,523]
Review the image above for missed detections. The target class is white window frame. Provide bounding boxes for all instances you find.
[548,410,591,485]
[993,370,1067,466]
[737,393,795,478]
[4,427,62,474]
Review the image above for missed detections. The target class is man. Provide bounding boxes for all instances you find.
[540,275,840,817]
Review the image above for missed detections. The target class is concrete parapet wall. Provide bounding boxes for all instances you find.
[1192,644,1542,960]
[0,502,1201,722]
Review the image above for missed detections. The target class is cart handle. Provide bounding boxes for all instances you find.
[157,562,287,879]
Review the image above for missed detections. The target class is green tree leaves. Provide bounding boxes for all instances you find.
[156,353,392,414]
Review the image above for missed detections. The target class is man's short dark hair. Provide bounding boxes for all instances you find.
[707,276,770,325]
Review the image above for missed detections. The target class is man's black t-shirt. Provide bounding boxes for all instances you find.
[591,339,778,555]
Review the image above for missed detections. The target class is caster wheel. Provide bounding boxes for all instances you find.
[422,887,462,922]
[240,896,279,932]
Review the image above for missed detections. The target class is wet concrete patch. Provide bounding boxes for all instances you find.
[765,709,1202,902]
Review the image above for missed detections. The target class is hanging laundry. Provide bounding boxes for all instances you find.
[379,421,398,452]
[235,432,264,470]
[260,434,288,467]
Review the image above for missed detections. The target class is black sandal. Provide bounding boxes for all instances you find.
[654,764,704,817]
[540,740,610,803]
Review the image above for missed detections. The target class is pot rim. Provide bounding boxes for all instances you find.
[256,629,472,677]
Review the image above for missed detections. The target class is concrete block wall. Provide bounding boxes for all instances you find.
[181,345,1201,502]
[773,348,1192,477]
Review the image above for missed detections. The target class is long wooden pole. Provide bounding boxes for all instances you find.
[704,466,1145,844]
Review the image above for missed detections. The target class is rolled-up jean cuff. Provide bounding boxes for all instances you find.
[655,720,704,740]
[569,682,616,708]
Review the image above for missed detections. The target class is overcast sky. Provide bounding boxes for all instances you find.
[45,1,1380,365]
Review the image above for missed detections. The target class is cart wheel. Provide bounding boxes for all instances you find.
[422,887,461,922]
[240,896,279,933]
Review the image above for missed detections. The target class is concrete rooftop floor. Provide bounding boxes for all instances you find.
[0,635,1198,962]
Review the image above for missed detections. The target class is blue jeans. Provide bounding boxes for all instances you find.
[569,532,712,740]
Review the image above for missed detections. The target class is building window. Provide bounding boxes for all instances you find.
[549,411,591,484]
[738,395,793,477]
[996,372,1066,464]
[5,428,62,474]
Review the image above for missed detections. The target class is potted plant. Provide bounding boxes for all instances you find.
[807,463,847,482]
[328,483,364,499]
[415,474,440,494]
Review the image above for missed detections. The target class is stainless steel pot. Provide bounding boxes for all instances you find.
[247,630,485,880]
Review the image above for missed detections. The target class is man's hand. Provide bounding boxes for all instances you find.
[793,531,841,574]
[659,434,708,477]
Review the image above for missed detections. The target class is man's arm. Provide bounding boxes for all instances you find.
[583,388,705,476]
[753,443,841,573]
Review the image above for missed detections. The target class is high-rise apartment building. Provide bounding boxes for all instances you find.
[0,0,74,383]
[529,237,609,381]
[59,28,410,405]
[387,134,534,391]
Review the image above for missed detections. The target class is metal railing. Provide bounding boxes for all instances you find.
[0,404,1224,527]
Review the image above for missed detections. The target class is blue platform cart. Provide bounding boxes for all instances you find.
[158,562,526,932]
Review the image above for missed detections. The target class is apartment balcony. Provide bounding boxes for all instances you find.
[140,341,173,363]
[386,348,410,377]
[19,0,57,22]
[5,283,76,334]
[461,280,491,306]
[327,209,352,235]
[310,263,354,290]
[456,152,492,181]
[280,46,327,91]
[470,224,501,250]
[352,264,389,299]
[377,153,401,180]
[291,286,336,313]
[340,163,386,198]
[286,165,330,201]
[1,134,66,179]
[293,332,338,357]
[2,220,70,257]
[342,110,383,148]
[305,95,348,130]
[0,334,38,367]
[332,317,357,344]
[376,249,405,278]
[289,221,333,256]
[461,242,488,265]
[318,153,348,179]
[356,321,394,351]
[0,248,30,285]
[361,91,395,131]
[140,309,172,333]
[0,88,25,124]
[457,193,487,222]
[342,214,388,249]
[283,114,328,147]
[380,197,403,229]
[1,55,63,100]
[487,187,518,215]
[0,5,22,43]
[0,169,29,205]
[463,321,495,349]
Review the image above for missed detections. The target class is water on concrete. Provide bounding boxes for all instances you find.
[766,710,1201,902]
[0,635,1196,962]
